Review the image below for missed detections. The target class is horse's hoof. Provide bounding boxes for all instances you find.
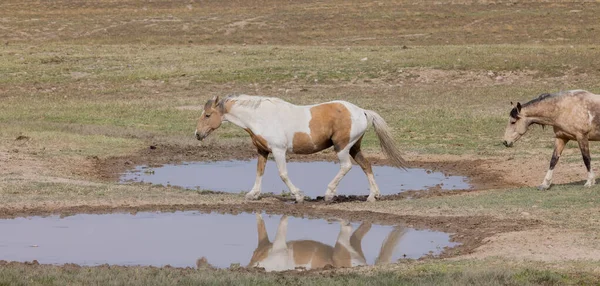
[366,195,377,202]
[584,181,595,188]
[295,196,305,203]
[324,195,334,202]
[245,193,260,201]
[537,184,550,191]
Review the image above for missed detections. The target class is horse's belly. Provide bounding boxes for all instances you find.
[588,132,600,141]
[290,132,333,154]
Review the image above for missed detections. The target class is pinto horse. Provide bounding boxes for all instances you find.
[195,95,407,202]
[503,90,600,189]
[247,214,404,271]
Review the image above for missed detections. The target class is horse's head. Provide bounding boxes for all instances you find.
[503,102,528,147]
[195,96,224,141]
[247,213,274,268]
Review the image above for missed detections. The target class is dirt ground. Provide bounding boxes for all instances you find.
[2,0,600,277]
[2,136,596,264]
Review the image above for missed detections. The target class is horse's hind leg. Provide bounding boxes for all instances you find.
[539,137,568,190]
[324,149,353,202]
[272,148,304,202]
[349,222,371,261]
[577,137,596,187]
[350,143,381,202]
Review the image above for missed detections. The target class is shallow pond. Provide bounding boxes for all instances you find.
[0,211,459,271]
[121,160,470,197]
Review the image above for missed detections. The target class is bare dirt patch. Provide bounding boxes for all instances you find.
[459,228,600,262]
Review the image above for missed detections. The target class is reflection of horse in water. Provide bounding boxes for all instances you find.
[247,214,405,271]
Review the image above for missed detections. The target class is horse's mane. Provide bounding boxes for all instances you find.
[217,94,289,112]
[522,93,555,107]
[510,90,587,126]
[510,92,561,119]
[524,90,588,108]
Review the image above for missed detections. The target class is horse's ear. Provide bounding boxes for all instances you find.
[204,99,213,111]
[516,102,522,112]
[510,101,514,106]
[212,96,220,107]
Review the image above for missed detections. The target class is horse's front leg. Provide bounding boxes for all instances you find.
[272,149,304,202]
[539,137,568,190]
[577,136,595,187]
[246,149,269,200]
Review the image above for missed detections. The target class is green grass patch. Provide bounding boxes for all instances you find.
[0,259,597,286]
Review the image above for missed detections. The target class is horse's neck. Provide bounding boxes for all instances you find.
[223,105,258,129]
[522,102,557,125]
[224,100,293,129]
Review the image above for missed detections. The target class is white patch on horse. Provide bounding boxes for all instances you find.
[588,111,594,125]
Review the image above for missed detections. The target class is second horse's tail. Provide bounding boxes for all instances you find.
[363,110,408,169]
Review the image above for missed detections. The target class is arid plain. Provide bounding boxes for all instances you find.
[1,0,600,284]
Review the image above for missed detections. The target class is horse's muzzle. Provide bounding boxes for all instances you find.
[502,140,513,147]
[195,131,205,141]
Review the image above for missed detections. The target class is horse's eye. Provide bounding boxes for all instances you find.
[205,114,211,118]
[510,121,516,125]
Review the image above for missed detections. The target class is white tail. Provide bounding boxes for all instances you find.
[364,110,408,169]
[374,226,406,265]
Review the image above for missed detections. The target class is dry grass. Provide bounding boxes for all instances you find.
[0,258,598,286]
[3,43,600,157]
[1,0,600,284]
[2,0,600,46]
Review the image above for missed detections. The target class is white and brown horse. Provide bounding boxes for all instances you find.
[195,95,407,202]
[247,214,404,271]
[503,90,600,189]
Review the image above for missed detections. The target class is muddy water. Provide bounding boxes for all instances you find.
[0,212,458,270]
[121,160,469,196]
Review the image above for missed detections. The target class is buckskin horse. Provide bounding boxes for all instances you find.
[503,89,600,189]
[195,95,407,202]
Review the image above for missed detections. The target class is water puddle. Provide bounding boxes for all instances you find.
[0,211,459,271]
[121,160,470,197]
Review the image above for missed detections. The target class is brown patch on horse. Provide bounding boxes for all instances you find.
[220,99,236,114]
[292,103,352,154]
[247,215,272,267]
[196,97,224,139]
[332,243,352,268]
[244,128,271,152]
[350,136,374,175]
[256,150,268,176]
[290,241,334,268]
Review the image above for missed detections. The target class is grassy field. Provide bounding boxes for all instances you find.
[2,0,600,285]
[1,258,599,286]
